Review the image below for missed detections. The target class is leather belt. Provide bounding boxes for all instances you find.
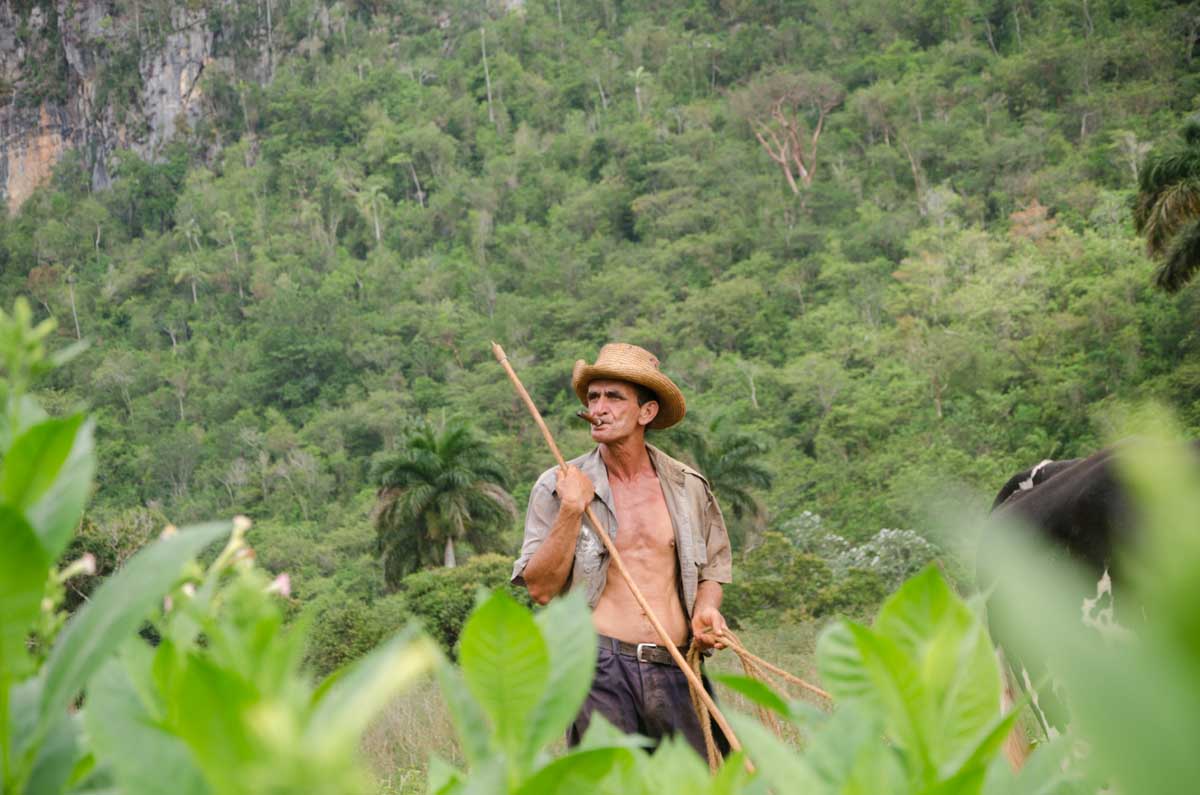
[597,633,689,666]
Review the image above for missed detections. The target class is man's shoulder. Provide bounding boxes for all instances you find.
[647,444,712,489]
[533,448,598,490]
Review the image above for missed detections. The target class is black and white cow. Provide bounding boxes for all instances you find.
[978,440,1199,740]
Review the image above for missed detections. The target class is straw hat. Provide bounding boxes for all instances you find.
[571,343,686,429]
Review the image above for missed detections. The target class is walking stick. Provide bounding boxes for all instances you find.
[491,342,745,759]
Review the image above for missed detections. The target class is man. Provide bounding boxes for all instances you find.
[510,343,733,756]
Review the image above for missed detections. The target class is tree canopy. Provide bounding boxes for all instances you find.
[0,0,1197,614]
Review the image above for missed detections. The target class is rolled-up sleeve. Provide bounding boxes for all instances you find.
[699,488,733,584]
[511,473,560,586]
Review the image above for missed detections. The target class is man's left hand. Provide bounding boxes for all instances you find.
[691,605,728,650]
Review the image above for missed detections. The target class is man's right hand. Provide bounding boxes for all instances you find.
[556,465,595,515]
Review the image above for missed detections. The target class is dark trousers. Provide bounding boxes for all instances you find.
[567,635,730,759]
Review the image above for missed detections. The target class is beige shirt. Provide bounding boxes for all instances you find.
[511,444,733,617]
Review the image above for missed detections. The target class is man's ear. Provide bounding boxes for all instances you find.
[638,400,660,428]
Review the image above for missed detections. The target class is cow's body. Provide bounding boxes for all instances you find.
[979,440,1200,740]
[986,446,1139,582]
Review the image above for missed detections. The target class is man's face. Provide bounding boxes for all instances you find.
[586,379,658,444]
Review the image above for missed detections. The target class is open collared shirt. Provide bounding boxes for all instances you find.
[511,444,733,618]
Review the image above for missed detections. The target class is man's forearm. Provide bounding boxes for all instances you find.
[695,580,723,613]
[521,506,584,604]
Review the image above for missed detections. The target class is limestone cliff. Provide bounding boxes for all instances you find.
[0,0,224,212]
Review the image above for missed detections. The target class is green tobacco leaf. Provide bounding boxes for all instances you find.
[457,590,549,761]
[9,675,41,766]
[0,394,48,456]
[709,673,791,718]
[981,736,1093,795]
[458,755,507,795]
[9,675,84,795]
[22,712,83,795]
[577,712,652,751]
[0,416,82,510]
[983,520,1200,794]
[846,624,934,777]
[525,592,596,754]
[83,658,207,795]
[435,663,493,766]
[40,521,230,730]
[427,754,466,795]
[304,625,439,756]
[935,710,1018,786]
[801,703,901,795]
[0,507,49,682]
[875,566,1003,775]
[647,736,711,790]
[816,621,873,702]
[873,566,958,654]
[513,748,641,795]
[728,712,819,793]
[165,654,258,788]
[710,751,758,795]
[0,415,94,561]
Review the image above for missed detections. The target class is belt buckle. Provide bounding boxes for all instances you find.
[635,642,657,663]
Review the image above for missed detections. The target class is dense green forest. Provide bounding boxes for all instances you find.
[3,0,1198,656]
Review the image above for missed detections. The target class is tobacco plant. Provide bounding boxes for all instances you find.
[0,300,438,795]
[435,569,1094,795]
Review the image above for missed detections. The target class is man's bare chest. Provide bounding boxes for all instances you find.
[610,476,675,560]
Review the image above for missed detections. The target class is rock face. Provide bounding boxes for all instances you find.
[0,0,215,212]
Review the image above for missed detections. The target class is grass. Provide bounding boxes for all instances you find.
[363,675,462,795]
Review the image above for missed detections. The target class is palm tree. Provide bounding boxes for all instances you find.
[172,216,209,304]
[354,180,388,246]
[1133,114,1200,292]
[372,422,516,588]
[663,417,774,525]
[629,66,646,117]
[172,257,208,304]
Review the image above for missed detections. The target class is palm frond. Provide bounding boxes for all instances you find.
[719,488,760,521]
[1183,113,1200,146]
[1138,148,1200,195]
[1155,217,1200,293]
[371,420,516,585]
[1136,179,1200,256]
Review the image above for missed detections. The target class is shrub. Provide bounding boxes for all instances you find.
[723,532,833,626]
[810,567,889,618]
[306,594,388,676]
[400,553,532,653]
[833,528,940,591]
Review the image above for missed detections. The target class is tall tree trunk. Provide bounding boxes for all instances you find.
[409,163,426,208]
[444,536,457,568]
[746,368,759,409]
[67,277,81,340]
[481,28,495,127]
[265,0,275,78]
[555,0,564,54]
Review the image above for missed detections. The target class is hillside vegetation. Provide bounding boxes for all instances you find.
[1,0,1198,631]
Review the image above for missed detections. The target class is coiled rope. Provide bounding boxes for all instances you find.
[687,629,834,772]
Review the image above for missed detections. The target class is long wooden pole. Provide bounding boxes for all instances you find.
[491,342,744,756]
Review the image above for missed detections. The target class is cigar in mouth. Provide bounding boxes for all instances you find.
[576,410,603,427]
